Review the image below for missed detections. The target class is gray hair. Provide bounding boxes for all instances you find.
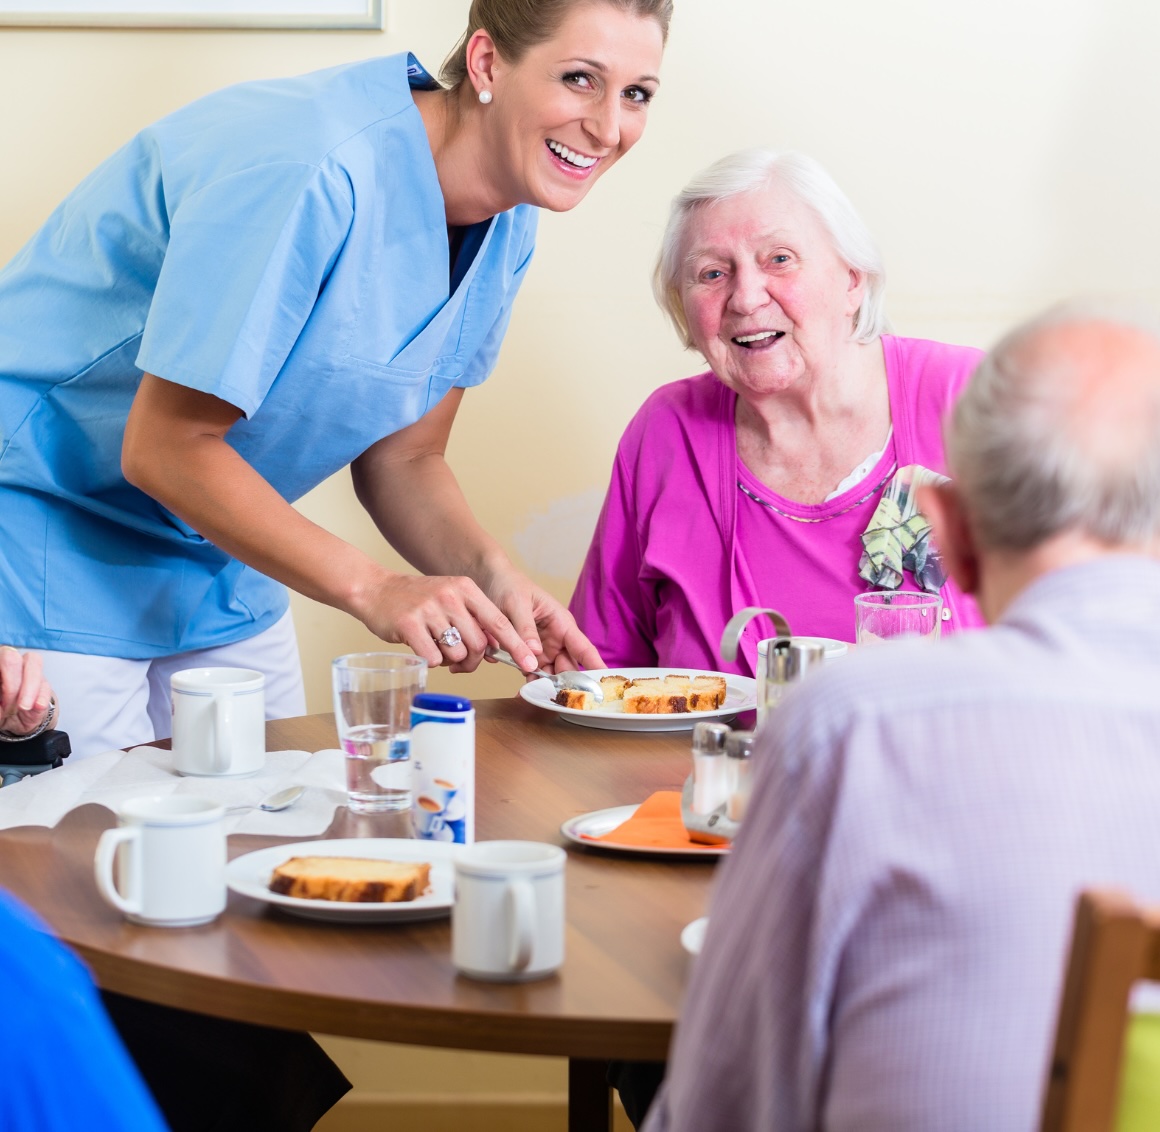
[948,299,1160,550]
[653,148,888,349]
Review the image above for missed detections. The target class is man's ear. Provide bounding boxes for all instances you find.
[918,480,981,596]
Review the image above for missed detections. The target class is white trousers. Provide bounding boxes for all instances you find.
[38,610,307,761]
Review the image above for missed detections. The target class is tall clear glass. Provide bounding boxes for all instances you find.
[854,591,943,645]
[331,653,427,814]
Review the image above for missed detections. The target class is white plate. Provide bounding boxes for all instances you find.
[520,667,756,732]
[681,916,709,956]
[226,838,459,923]
[758,635,849,659]
[560,804,729,858]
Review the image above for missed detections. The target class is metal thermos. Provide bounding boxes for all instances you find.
[759,637,827,725]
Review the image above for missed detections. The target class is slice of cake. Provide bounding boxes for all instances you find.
[688,674,728,710]
[554,688,597,710]
[600,674,632,702]
[624,678,689,714]
[269,856,431,903]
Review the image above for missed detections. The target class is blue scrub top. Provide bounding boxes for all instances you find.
[0,54,537,657]
[0,889,168,1130]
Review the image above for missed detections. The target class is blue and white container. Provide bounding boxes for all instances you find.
[410,693,475,844]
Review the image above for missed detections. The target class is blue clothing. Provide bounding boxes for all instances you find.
[0,889,167,1130]
[0,53,537,657]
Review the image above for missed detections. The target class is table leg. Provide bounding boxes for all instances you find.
[569,1058,613,1132]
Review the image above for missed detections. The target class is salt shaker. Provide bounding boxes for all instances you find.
[725,730,756,821]
[690,721,731,815]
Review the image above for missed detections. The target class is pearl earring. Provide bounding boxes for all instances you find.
[478,89,493,105]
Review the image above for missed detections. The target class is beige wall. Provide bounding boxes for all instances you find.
[3,0,1159,1118]
[4,1,1159,708]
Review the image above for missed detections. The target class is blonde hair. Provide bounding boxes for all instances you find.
[654,148,888,349]
[440,0,673,88]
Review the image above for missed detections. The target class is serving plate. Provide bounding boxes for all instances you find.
[226,837,459,923]
[560,804,729,858]
[521,667,756,732]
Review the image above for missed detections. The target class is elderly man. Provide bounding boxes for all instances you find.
[643,303,1160,1132]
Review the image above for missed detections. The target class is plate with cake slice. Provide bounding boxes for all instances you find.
[520,667,756,731]
[226,837,459,923]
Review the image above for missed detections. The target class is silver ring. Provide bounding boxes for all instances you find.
[438,626,463,649]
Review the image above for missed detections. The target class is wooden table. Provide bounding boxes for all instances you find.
[0,698,721,1131]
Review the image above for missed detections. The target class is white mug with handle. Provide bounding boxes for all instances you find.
[94,796,227,927]
[452,841,565,982]
[171,667,265,777]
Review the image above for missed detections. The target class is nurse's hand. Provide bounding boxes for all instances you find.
[0,647,56,737]
[358,572,545,674]
[477,567,604,676]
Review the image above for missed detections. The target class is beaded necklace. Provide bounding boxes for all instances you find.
[737,464,898,524]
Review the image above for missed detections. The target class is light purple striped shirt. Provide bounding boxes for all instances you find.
[645,556,1160,1132]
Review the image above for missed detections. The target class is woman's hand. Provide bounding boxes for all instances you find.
[350,394,601,675]
[477,565,604,675]
[0,647,55,736]
[352,565,602,676]
[354,570,543,673]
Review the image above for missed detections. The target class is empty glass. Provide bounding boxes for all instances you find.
[854,591,943,645]
[331,653,427,813]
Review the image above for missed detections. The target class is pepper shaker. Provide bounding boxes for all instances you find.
[725,730,755,822]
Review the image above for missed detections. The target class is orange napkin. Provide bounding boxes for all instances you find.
[583,791,725,851]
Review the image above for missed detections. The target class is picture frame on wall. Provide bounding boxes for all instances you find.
[0,0,383,29]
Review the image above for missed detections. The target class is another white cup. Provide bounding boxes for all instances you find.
[171,667,266,777]
[452,841,565,982]
[94,796,227,927]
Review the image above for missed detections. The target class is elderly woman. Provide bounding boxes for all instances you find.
[571,149,986,675]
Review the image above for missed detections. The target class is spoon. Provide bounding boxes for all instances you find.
[484,647,604,705]
[227,784,306,815]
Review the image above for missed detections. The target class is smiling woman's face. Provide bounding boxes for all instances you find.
[482,2,664,213]
[679,179,866,399]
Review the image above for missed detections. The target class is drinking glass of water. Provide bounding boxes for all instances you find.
[854,591,943,645]
[331,653,427,814]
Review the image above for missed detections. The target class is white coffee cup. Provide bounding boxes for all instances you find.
[172,667,265,777]
[94,796,227,927]
[452,841,565,982]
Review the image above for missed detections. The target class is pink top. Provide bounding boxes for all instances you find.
[570,335,987,676]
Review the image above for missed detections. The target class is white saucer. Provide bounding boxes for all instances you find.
[560,805,729,858]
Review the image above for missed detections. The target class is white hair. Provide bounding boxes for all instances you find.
[949,298,1160,550]
[653,148,889,349]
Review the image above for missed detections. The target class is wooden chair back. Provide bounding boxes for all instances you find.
[1041,889,1160,1132]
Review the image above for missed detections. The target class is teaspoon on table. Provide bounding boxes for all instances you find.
[484,647,604,705]
[226,784,306,815]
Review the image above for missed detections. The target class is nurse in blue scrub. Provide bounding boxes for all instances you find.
[0,0,672,758]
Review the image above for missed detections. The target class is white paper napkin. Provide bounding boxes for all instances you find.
[0,746,348,837]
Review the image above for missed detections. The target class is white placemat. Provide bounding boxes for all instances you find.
[0,746,347,836]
